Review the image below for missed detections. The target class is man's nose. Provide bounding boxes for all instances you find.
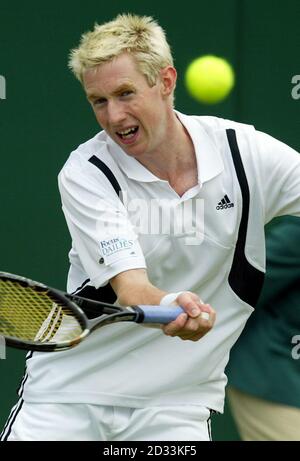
[107,100,126,125]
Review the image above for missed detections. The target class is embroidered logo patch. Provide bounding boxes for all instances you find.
[99,237,136,265]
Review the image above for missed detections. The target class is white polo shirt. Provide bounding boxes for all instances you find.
[22,112,300,412]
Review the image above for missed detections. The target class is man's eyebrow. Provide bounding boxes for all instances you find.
[85,94,94,101]
[86,91,104,101]
[87,84,135,101]
[113,83,135,95]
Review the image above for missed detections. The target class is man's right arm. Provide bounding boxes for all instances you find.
[110,268,216,342]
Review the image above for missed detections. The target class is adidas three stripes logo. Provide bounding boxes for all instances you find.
[216,194,234,210]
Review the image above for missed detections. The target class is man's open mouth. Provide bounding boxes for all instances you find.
[116,126,139,140]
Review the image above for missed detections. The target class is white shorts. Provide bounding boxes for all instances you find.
[1,400,212,441]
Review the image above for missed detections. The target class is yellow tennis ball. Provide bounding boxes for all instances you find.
[185,55,235,104]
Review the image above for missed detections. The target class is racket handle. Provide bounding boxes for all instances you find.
[135,305,184,324]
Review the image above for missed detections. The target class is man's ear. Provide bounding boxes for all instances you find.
[160,66,177,97]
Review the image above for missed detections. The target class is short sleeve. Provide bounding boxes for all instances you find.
[58,161,146,288]
[256,131,300,222]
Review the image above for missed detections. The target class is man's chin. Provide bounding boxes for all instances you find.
[115,140,145,158]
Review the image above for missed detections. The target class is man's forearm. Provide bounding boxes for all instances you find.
[110,269,167,306]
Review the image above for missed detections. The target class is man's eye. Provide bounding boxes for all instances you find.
[94,98,106,106]
[121,91,133,97]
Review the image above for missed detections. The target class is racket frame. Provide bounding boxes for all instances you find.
[0,272,128,352]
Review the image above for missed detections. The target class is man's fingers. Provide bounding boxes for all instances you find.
[162,312,188,335]
[176,292,213,318]
[200,311,210,320]
[163,307,216,340]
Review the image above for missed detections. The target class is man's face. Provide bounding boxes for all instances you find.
[83,53,174,159]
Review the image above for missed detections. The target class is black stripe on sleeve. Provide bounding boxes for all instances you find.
[88,155,123,201]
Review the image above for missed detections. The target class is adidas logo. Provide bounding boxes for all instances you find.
[216,194,234,210]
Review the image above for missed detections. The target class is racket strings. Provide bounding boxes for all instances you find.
[0,280,83,342]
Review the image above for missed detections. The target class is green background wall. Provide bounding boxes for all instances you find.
[1,0,299,440]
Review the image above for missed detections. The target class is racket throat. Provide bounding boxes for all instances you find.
[66,294,122,317]
[131,306,145,323]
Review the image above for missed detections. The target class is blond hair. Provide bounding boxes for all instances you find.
[68,13,174,86]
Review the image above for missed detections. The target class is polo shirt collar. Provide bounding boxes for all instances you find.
[176,111,224,185]
[107,110,224,184]
[107,136,158,182]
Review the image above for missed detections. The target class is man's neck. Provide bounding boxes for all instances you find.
[137,115,198,196]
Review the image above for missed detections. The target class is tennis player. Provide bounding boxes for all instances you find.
[2,14,300,441]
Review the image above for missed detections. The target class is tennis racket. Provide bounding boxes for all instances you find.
[0,271,184,352]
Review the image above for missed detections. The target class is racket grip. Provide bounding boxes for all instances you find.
[136,305,184,324]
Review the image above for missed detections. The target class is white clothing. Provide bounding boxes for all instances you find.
[17,112,300,413]
[3,401,211,441]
